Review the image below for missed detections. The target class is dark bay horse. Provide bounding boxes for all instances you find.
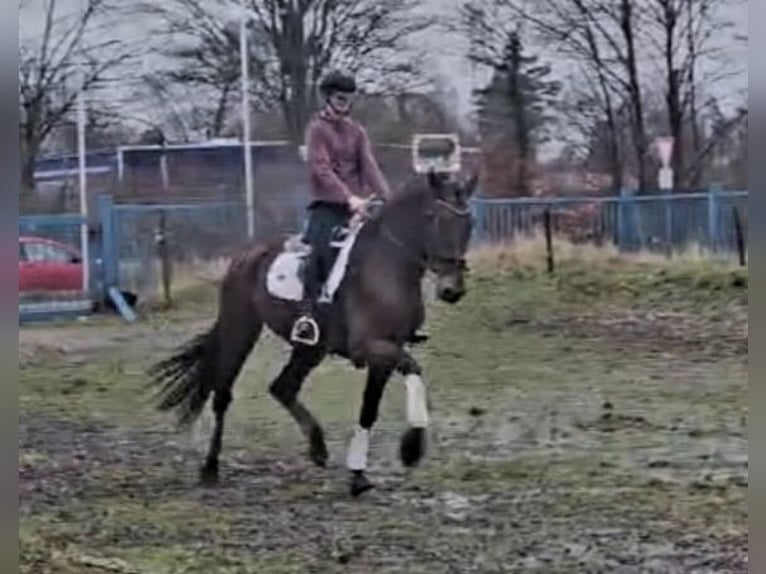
[149,171,478,496]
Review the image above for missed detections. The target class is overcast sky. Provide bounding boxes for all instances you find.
[20,0,748,150]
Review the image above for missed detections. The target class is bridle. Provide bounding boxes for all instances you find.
[378,197,472,274]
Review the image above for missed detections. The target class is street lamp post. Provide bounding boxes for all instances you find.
[76,74,90,295]
[240,0,255,239]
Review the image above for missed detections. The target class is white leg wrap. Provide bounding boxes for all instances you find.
[346,426,370,471]
[404,374,429,428]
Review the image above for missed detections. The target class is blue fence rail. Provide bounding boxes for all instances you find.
[470,188,748,256]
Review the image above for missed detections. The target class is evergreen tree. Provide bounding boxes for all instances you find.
[474,31,560,196]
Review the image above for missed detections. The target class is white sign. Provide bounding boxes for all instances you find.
[654,137,674,168]
[658,167,673,190]
[412,133,461,174]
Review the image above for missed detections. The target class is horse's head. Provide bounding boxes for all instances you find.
[422,170,478,304]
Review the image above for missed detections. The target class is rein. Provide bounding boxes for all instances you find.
[375,198,471,273]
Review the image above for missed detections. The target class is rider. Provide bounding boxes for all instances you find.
[290,70,393,346]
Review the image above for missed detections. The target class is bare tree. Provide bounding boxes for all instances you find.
[642,0,738,188]
[138,0,276,140]
[685,103,747,186]
[18,0,134,192]
[143,0,436,145]
[459,0,744,192]
[471,30,561,196]
[458,0,645,191]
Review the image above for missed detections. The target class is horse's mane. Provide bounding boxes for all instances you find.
[378,175,431,216]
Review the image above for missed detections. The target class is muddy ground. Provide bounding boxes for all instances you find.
[19,259,748,573]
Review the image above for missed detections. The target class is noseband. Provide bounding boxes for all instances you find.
[427,199,472,272]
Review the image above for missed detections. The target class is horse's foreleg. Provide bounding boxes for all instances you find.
[397,353,429,468]
[347,360,396,496]
[269,347,328,467]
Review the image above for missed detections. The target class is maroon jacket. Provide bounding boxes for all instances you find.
[305,110,391,205]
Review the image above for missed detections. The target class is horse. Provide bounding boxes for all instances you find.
[148,170,478,496]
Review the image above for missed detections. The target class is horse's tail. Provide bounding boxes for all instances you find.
[148,322,220,427]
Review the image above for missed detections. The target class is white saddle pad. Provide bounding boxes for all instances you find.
[265,226,362,302]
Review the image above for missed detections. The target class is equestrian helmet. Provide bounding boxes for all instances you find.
[319,70,357,97]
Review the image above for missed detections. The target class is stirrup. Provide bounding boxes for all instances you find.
[290,315,320,346]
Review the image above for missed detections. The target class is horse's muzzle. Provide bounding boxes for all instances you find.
[436,274,465,304]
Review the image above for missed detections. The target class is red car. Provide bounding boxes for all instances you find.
[19,236,84,293]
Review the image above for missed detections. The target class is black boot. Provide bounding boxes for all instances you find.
[292,248,325,346]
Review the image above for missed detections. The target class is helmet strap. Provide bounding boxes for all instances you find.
[326,94,351,117]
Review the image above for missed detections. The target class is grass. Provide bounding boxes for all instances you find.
[18,242,748,573]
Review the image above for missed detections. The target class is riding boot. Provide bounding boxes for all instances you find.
[291,203,350,346]
[291,249,324,346]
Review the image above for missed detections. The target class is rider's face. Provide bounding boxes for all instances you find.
[328,91,354,115]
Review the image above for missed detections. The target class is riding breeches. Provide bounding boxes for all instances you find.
[301,202,352,302]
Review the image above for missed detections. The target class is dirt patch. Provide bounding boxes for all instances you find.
[511,307,748,359]
[19,412,747,574]
[19,318,211,366]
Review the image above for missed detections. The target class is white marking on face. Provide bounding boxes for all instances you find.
[346,425,370,471]
[404,374,429,428]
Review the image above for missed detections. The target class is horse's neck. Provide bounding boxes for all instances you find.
[358,194,428,279]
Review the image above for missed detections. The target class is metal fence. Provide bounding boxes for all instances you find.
[471,189,748,256]
[19,213,94,322]
[99,196,251,303]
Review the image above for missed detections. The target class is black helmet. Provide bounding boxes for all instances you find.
[319,70,357,97]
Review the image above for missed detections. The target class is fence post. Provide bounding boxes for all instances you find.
[707,184,721,253]
[732,206,746,266]
[156,210,173,308]
[664,194,673,258]
[617,187,636,251]
[544,208,555,273]
[98,194,117,300]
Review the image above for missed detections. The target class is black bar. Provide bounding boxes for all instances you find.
[544,208,554,274]
[732,206,746,267]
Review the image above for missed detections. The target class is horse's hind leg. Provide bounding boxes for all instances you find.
[200,319,263,484]
[268,346,328,467]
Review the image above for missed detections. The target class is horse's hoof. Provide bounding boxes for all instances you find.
[349,471,375,497]
[400,427,426,468]
[199,463,219,486]
[409,333,429,344]
[309,427,328,467]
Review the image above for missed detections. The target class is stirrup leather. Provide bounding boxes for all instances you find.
[290,315,320,346]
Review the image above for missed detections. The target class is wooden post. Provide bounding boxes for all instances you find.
[156,211,172,308]
[593,206,604,247]
[732,206,746,267]
[544,208,554,274]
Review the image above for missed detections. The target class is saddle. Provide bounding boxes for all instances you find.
[265,223,359,303]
